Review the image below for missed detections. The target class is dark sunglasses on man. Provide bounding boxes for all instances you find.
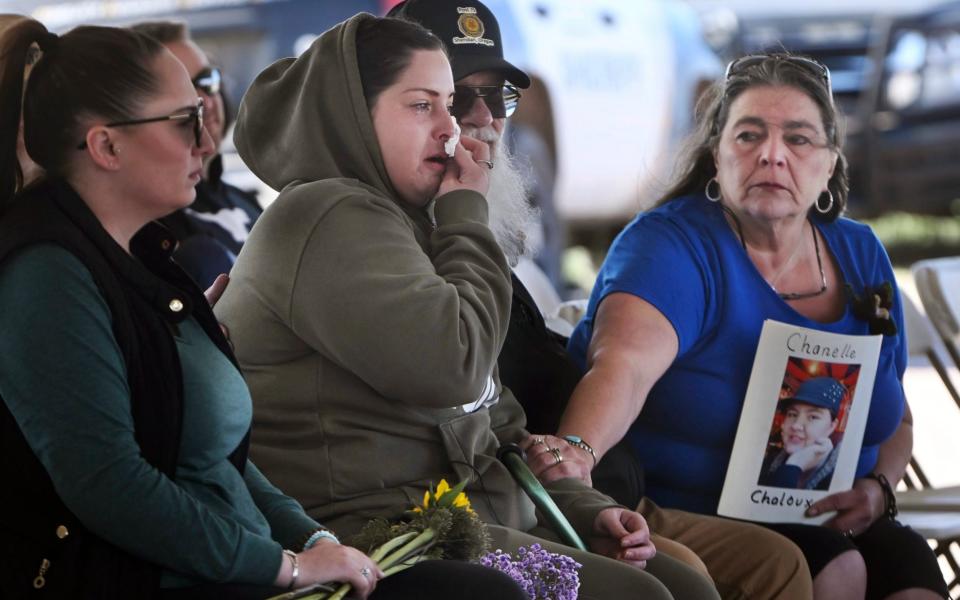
[724,54,832,99]
[191,67,221,97]
[450,84,521,120]
[76,101,205,150]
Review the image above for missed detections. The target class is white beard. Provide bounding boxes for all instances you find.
[467,127,542,267]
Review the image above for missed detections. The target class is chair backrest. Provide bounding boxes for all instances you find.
[902,288,960,408]
[903,293,940,358]
[912,257,960,365]
[513,257,563,317]
[901,294,945,490]
[549,298,588,329]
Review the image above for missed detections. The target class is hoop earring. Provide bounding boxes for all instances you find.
[816,189,834,214]
[705,178,722,203]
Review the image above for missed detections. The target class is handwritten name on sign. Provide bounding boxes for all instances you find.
[717,320,881,525]
[786,333,857,361]
[750,488,813,509]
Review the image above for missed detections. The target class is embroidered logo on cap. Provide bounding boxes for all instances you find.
[454,7,494,47]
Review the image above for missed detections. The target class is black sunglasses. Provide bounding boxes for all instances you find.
[192,67,221,97]
[77,102,204,150]
[451,84,521,119]
[724,55,833,99]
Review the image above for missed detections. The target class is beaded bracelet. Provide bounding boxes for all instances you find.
[865,472,898,519]
[303,528,340,550]
[563,435,598,467]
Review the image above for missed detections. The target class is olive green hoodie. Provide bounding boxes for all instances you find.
[215,13,617,540]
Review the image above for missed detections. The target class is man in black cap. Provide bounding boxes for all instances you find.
[388,2,815,598]
[388,0,538,272]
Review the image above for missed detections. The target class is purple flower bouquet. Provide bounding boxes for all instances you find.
[480,543,582,600]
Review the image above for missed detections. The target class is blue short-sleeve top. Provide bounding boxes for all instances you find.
[567,195,906,514]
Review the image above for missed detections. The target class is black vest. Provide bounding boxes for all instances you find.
[0,179,248,598]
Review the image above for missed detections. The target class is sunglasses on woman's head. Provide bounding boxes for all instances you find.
[191,67,221,97]
[724,55,833,99]
[76,101,205,150]
[450,84,521,120]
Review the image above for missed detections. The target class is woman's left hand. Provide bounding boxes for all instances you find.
[204,273,229,307]
[203,273,233,342]
[805,476,886,536]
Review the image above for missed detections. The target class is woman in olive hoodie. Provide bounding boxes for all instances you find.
[217,13,719,599]
[0,16,525,600]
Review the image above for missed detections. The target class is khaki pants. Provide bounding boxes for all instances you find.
[640,499,813,600]
[488,523,721,600]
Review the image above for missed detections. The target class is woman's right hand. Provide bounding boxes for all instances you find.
[436,134,491,198]
[275,541,384,597]
[786,437,833,472]
[520,433,594,485]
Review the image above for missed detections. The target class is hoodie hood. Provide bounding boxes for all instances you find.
[234,13,395,199]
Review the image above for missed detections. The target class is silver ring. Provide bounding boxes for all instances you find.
[360,567,371,578]
[549,447,563,465]
[844,529,855,538]
[477,159,494,169]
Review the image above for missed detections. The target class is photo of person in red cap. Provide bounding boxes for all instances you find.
[759,375,852,490]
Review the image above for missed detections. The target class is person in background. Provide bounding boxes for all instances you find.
[538,52,947,599]
[1,15,44,188]
[215,11,721,600]
[390,2,814,598]
[0,16,524,600]
[131,20,262,289]
[503,77,564,292]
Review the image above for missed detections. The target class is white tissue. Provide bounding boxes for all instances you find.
[445,119,461,157]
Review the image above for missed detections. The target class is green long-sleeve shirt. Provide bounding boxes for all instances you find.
[0,245,321,587]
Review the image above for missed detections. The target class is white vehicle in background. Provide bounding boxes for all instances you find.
[225,0,722,239]
[30,0,720,237]
[484,0,721,238]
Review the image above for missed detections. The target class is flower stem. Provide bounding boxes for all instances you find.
[378,528,436,571]
[325,582,352,600]
[382,555,426,577]
[369,531,418,563]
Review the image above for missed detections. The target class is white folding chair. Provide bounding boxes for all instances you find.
[913,257,960,373]
[513,258,563,317]
[546,298,589,338]
[898,293,960,596]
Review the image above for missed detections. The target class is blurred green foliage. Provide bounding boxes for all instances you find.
[863,213,960,266]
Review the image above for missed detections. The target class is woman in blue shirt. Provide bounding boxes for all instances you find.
[528,54,946,599]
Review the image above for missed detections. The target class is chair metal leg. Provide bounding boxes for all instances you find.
[938,539,960,597]
[929,349,960,411]
[907,456,933,490]
[946,341,960,382]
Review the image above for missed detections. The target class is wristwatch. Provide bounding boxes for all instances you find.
[563,435,597,466]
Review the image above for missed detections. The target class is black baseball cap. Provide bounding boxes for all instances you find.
[387,0,531,88]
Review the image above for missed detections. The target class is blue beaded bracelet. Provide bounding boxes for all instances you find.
[303,529,340,550]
